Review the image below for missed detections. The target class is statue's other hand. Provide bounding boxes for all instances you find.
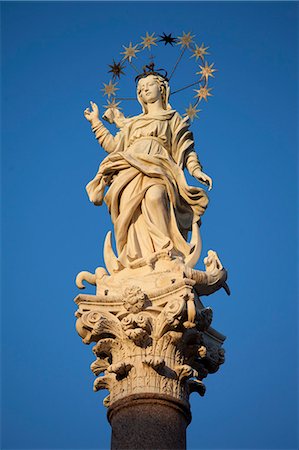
[84,101,99,123]
[193,169,213,191]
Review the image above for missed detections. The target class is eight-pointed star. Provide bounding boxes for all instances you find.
[197,62,216,81]
[177,31,195,48]
[159,32,178,46]
[191,43,209,61]
[121,42,140,62]
[101,80,119,98]
[140,32,158,50]
[194,86,212,101]
[184,103,201,121]
[103,98,122,110]
[108,60,126,80]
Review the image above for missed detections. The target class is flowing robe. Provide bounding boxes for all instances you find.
[86,110,209,267]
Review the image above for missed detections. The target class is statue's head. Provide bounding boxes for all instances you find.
[137,74,170,113]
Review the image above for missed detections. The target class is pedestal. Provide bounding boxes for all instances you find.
[74,250,227,449]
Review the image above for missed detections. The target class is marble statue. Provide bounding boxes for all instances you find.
[84,74,212,269]
[75,62,229,436]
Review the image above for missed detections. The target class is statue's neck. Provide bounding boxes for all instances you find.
[146,100,165,116]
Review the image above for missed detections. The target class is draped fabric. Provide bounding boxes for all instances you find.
[86,110,209,267]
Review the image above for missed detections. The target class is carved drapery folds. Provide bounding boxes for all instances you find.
[75,252,226,408]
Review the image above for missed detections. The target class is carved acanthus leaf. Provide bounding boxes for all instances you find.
[90,312,124,340]
[175,364,198,381]
[107,361,133,380]
[90,358,110,376]
[188,379,206,397]
[92,337,120,357]
[125,328,151,347]
[143,356,165,372]
[93,374,114,392]
[75,272,226,405]
[103,394,110,408]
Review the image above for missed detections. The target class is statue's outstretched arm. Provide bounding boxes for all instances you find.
[186,150,213,191]
[91,120,118,153]
[84,101,118,154]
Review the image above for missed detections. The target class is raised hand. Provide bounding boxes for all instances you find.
[84,101,100,123]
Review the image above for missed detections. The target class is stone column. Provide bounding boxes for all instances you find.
[108,394,191,450]
[75,251,227,450]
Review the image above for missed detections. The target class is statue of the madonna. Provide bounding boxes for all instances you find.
[76,56,229,439]
[84,70,212,269]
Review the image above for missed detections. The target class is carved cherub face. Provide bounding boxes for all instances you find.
[137,75,162,104]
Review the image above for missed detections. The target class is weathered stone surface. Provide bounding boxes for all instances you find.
[108,394,191,450]
[75,253,226,409]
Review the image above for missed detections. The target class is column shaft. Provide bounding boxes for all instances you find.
[108,394,191,450]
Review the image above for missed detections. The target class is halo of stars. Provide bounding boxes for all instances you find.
[100,31,216,121]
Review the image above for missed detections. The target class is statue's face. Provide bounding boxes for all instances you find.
[138,75,161,104]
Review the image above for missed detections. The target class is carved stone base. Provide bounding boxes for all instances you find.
[108,394,191,450]
[75,263,226,408]
[76,249,230,298]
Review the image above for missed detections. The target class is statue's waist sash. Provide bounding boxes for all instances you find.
[128,136,170,153]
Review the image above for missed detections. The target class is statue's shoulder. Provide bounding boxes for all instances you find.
[170,110,190,130]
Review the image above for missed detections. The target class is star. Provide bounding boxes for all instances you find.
[190,43,209,61]
[103,98,122,110]
[184,103,201,121]
[101,80,119,98]
[177,31,194,49]
[194,86,212,102]
[158,32,178,46]
[121,42,140,62]
[108,60,126,80]
[197,62,216,81]
[140,32,158,50]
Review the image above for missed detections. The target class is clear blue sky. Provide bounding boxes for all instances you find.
[1,2,298,449]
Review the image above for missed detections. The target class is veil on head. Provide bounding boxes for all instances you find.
[137,74,172,113]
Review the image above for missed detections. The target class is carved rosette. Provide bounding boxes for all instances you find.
[75,278,225,408]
